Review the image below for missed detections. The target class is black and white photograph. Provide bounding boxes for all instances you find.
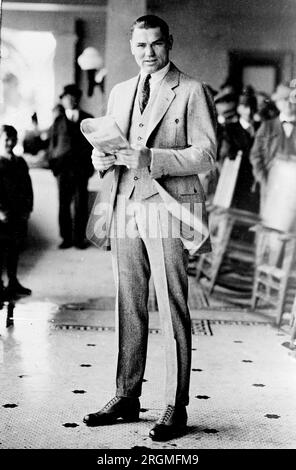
[0,0,295,464]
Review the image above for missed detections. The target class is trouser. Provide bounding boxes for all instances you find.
[0,220,28,284]
[110,195,192,406]
[57,173,89,243]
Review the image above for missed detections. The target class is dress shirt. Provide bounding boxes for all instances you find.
[239,117,255,137]
[65,109,79,122]
[138,62,170,98]
[279,112,296,138]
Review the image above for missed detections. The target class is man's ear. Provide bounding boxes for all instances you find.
[168,35,173,50]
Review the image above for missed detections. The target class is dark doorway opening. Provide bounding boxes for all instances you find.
[228,50,291,94]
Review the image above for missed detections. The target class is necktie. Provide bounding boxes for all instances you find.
[139,74,151,114]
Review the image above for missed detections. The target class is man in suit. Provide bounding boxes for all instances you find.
[250,83,296,209]
[49,84,94,249]
[83,15,217,441]
[219,87,260,214]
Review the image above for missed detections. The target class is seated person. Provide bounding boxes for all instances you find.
[0,125,33,299]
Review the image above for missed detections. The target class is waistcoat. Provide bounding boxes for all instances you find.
[117,85,160,200]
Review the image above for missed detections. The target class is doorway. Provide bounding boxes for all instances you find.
[228,50,292,94]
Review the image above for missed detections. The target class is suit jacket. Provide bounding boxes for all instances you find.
[0,155,33,220]
[87,63,217,253]
[219,121,260,213]
[49,109,94,179]
[250,117,292,184]
[0,154,33,241]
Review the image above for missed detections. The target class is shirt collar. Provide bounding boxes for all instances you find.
[279,112,296,123]
[140,61,170,84]
[65,108,79,121]
[239,117,252,130]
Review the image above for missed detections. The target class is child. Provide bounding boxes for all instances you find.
[0,125,33,300]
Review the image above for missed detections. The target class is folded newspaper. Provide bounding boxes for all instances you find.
[80,115,129,154]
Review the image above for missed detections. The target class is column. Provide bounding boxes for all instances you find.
[105,0,147,96]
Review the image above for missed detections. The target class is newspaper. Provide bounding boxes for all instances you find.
[80,115,129,154]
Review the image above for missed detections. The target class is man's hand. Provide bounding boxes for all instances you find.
[91,149,116,172]
[115,145,151,169]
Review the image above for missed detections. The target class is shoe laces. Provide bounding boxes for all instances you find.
[158,405,175,425]
[102,396,120,411]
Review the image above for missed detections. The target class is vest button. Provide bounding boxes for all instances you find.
[134,176,139,181]
[137,136,142,141]
[139,123,144,127]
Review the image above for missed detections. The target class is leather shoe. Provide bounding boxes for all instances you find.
[74,240,89,249]
[149,405,187,441]
[83,396,140,426]
[58,240,72,249]
[5,280,32,298]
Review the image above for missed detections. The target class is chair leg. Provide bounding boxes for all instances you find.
[251,271,259,310]
[208,220,234,294]
[275,285,288,327]
[290,320,296,348]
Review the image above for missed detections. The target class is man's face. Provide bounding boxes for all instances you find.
[276,96,296,118]
[62,94,79,110]
[237,104,252,122]
[0,132,16,156]
[130,26,173,74]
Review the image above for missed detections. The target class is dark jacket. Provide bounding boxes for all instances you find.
[250,117,296,184]
[219,121,260,213]
[48,109,94,179]
[0,155,33,220]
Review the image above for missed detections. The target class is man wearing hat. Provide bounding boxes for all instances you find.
[250,82,296,207]
[219,86,260,213]
[49,84,94,249]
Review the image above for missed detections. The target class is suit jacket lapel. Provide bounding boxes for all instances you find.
[116,75,139,138]
[145,63,180,146]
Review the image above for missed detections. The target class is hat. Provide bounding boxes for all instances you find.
[214,86,238,104]
[238,86,257,112]
[271,83,292,102]
[59,84,82,100]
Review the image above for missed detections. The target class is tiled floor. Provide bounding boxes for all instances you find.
[0,197,295,450]
[0,296,295,449]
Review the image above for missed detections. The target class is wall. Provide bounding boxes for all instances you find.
[2,0,296,108]
[2,8,107,116]
[148,0,296,89]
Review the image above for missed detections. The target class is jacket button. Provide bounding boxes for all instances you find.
[139,123,144,127]
[134,176,139,181]
[137,136,142,141]
[175,118,179,123]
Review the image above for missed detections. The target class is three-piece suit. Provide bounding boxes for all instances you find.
[88,62,217,406]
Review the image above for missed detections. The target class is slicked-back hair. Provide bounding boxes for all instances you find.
[130,15,170,39]
[0,124,17,140]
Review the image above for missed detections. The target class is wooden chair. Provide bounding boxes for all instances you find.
[251,225,296,326]
[196,206,259,294]
[195,154,259,295]
[289,294,296,348]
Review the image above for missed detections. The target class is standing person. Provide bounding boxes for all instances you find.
[83,15,216,441]
[0,125,33,300]
[219,86,260,213]
[49,84,94,249]
[250,83,296,209]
